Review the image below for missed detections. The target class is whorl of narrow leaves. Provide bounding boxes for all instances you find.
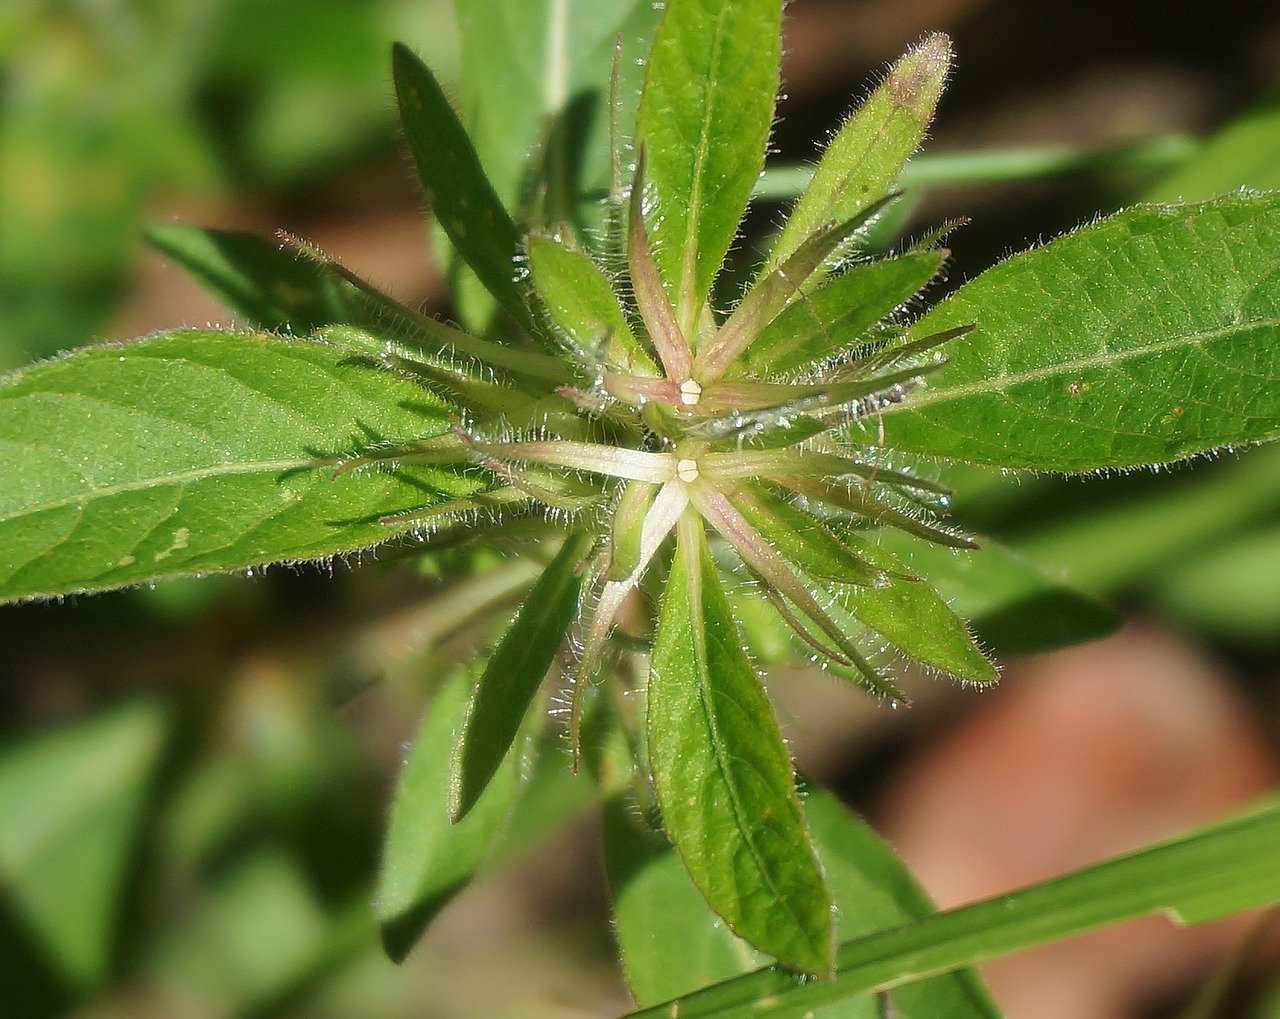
[1,0,1278,993]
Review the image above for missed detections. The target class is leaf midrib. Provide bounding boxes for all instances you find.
[0,454,337,524]
[683,525,824,962]
[886,315,1280,413]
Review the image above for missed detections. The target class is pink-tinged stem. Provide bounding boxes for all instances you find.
[463,436,676,484]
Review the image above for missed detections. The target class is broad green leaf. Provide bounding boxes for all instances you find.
[451,532,591,820]
[377,666,525,961]
[739,250,946,377]
[648,515,834,976]
[636,0,781,336]
[0,700,167,988]
[874,530,1120,655]
[0,330,472,601]
[148,848,333,1011]
[604,797,765,1007]
[1145,90,1280,203]
[878,192,1280,470]
[626,798,1280,1018]
[391,42,534,336]
[527,234,658,376]
[767,35,951,277]
[804,789,1001,1019]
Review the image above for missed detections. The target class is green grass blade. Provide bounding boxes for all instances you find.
[450,532,591,821]
[391,42,534,336]
[0,331,472,602]
[647,514,834,977]
[636,0,780,336]
[625,799,1280,1018]
[766,35,951,279]
[879,191,1280,470]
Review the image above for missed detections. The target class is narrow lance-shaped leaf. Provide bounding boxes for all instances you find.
[766,34,952,279]
[527,233,659,376]
[450,532,592,821]
[647,513,834,976]
[739,249,946,377]
[636,0,781,337]
[377,665,528,961]
[0,331,474,602]
[392,43,536,337]
[877,192,1280,470]
[695,196,898,383]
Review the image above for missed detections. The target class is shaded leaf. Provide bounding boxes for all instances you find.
[875,529,1120,655]
[377,666,525,961]
[0,700,167,988]
[0,330,472,601]
[604,797,765,1008]
[451,532,591,820]
[392,42,534,336]
[804,788,1002,1019]
[879,192,1280,470]
[648,515,834,976]
[636,0,781,335]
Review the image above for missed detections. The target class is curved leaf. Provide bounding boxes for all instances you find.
[450,532,591,820]
[0,331,471,601]
[879,192,1280,470]
[647,515,834,977]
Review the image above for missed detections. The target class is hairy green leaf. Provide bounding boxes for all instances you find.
[740,250,946,377]
[0,331,470,601]
[880,192,1280,470]
[636,0,781,335]
[451,532,591,820]
[627,799,1280,1018]
[392,42,534,335]
[527,234,658,375]
[767,35,951,278]
[648,515,834,976]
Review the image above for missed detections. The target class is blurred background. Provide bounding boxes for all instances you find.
[2,1,1280,1016]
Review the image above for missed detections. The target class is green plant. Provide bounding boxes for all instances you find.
[2,0,1279,1014]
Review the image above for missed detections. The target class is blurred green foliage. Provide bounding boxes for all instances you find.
[0,0,457,371]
